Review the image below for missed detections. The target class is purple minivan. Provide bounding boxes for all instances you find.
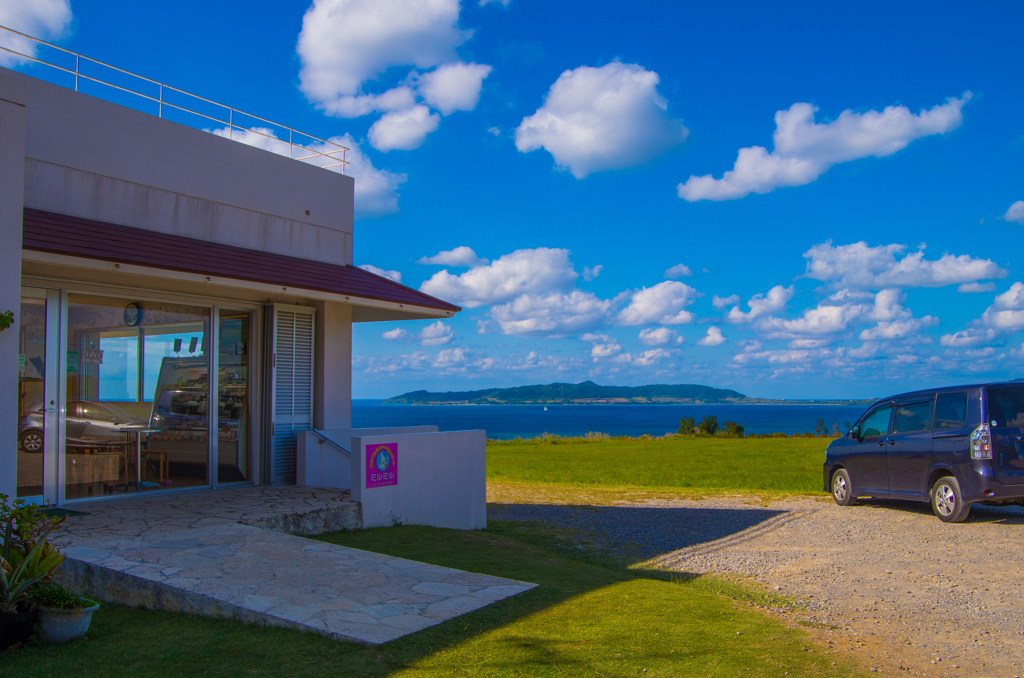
[823,382,1024,522]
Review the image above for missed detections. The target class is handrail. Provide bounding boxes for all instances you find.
[313,429,351,457]
[0,24,348,172]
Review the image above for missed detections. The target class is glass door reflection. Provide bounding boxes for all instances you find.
[17,297,48,499]
[65,295,210,498]
[218,310,250,483]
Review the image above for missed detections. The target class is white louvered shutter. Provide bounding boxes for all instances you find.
[271,305,315,484]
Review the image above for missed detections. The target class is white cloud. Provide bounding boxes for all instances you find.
[369,105,441,151]
[940,328,997,348]
[678,93,971,201]
[359,264,402,282]
[979,282,1024,330]
[858,317,938,341]
[382,321,455,346]
[420,247,577,308]
[664,263,693,279]
[802,241,1005,290]
[748,288,936,344]
[616,281,700,326]
[296,0,469,114]
[487,126,501,136]
[382,328,413,342]
[418,320,456,346]
[0,0,72,67]
[515,62,688,179]
[725,285,794,323]
[337,134,408,218]
[491,290,613,337]
[479,0,510,5]
[417,61,492,115]
[958,282,996,293]
[712,294,740,310]
[697,326,727,346]
[581,333,622,360]
[418,246,488,267]
[356,347,583,378]
[210,129,405,219]
[638,327,682,346]
[211,126,291,155]
[613,348,678,367]
[319,87,418,118]
[1002,201,1024,225]
[583,265,604,281]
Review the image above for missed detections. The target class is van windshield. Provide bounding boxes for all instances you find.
[986,386,1024,428]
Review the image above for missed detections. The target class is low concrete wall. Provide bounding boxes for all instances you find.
[297,427,438,490]
[351,430,486,531]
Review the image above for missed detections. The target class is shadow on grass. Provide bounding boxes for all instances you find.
[0,516,860,678]
[488,502,787,563]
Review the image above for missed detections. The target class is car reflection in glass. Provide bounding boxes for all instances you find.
[18,399,148,452]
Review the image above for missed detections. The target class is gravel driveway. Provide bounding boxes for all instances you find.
[490,497,1024,677]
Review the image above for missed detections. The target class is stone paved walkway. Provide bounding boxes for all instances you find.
[54,487,536,644]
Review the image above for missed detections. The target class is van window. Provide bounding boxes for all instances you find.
[860,405,893,437]
[986,386,1024,428]
[934,392,968,429]
[893,400,933,433]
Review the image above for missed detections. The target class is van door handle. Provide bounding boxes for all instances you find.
[877,441,886,447]
[888,440,896,446]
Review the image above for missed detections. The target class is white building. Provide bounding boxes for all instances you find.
[0,48,478,523]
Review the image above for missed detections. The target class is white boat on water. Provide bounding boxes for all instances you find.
[543,405,548,411]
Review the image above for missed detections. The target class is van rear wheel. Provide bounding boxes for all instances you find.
[831,469,856,506]
[931,476,970,523]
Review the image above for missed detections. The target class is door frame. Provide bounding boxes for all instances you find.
[20,279,266,505]
[18,287,61,506]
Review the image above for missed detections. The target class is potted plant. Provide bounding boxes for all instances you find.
[0,496,65,651]
[31,585,99,643]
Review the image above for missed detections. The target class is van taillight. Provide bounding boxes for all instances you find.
[971,423,992,459]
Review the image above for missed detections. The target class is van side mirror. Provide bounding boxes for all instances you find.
[849,425,861,440]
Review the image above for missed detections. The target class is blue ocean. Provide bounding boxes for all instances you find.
[352,400,870,440]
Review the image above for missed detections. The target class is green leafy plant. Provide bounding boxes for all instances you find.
[31,584,95,610]
[720,421,745,438]
[696,415,718,436]
[0,495,65,612]
[0,310,12,332]
[676,417,695,435]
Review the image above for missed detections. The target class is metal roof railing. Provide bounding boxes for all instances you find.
[0,24,347,171]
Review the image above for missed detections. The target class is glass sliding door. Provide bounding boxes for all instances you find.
[17,291,57,502]
[65,294,211,499]
[217,310,251,483]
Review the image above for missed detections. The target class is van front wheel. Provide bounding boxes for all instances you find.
[932,476,970,523]
[831,469,856,506]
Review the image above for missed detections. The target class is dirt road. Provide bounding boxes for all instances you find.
[491,496,1024,677]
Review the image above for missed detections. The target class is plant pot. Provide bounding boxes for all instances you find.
[0,610,36,650]
[36,603,99,643]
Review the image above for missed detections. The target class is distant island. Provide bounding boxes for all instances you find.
[383,381,874,406]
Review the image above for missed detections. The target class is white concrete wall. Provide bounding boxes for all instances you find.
[297,426,438,490]
[0,69,27,499]
[313,301,352,429]
[8,67,354,266]
[351,431,487,530]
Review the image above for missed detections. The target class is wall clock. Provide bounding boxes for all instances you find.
[124,302,142,327]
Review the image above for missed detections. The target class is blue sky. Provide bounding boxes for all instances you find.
[5,0,1024,399]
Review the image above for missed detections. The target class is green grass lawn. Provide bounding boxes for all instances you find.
[488,436,831,497]
[1,521,859,677]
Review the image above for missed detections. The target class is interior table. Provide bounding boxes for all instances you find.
[115,428,160,490]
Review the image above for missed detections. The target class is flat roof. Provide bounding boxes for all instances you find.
[22,208,460,317]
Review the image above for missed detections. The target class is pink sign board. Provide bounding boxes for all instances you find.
[366,443,398,488]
